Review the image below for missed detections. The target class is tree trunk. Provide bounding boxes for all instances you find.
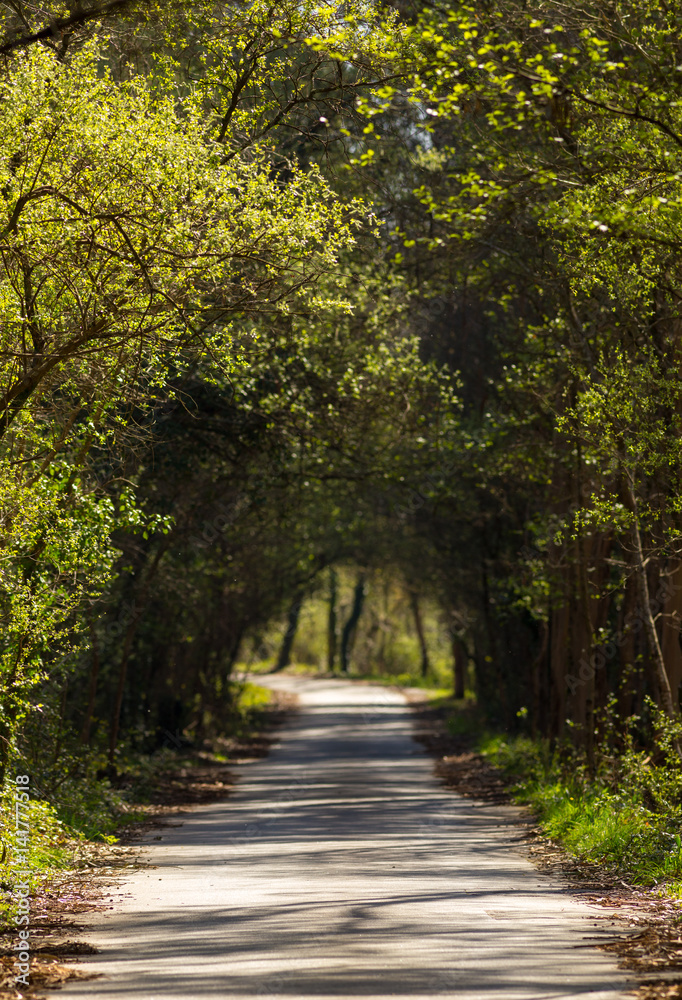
[272,593,303,672]
[327,568,337,673]
[108,539,170,765]
[617,574,639,718]
[660,559,682,713]
[452,636,467,699]
[341,575,366,674]
[80,610,100,744]
[530,619,549,736]
[52,680,69,766]
[574,533,595,768]
[625,476,678,724]
[108,617,139,765]
[409,590,430,679]
[549,597,570,742]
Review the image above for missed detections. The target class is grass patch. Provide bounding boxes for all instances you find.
[476,703,682,894]
[235,680,273,711]
[0,787,90,928]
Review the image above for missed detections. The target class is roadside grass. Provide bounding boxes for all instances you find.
[464,702,682,895]
[345,669,452,693]
[0,789,88,928]
[233,681,272,725]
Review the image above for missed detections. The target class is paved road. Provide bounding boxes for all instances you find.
[59,676,628,999]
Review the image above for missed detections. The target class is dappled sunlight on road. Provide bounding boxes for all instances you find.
[58,677,628,1000]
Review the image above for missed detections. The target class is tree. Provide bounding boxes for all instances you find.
[0,27,369,769]
[319,0,682,735]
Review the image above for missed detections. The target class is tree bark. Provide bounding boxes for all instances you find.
[617,574,639,718]
[660,560,682,713]
[452,635,467,699]
[108,617,139,765]
[409,590,430,679]
[53,681,69,766]
[108,539,170,765]
[625,477,677,721]
[549,597,570,741]
[272,593,303,672]
[341,575,366,674]
[409,590,431,677]
[327,568,337,673]
[80,610,100,744]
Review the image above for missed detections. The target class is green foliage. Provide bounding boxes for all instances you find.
[3,0,682,901]
[0,787,79,924]
[0,13,380,772]
[0,38,362,431]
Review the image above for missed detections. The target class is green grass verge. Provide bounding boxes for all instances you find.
[472,706,682,895]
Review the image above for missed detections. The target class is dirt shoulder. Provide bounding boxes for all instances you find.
[409,698,682,1000]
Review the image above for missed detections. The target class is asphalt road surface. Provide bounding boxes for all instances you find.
[58,675,629,1000]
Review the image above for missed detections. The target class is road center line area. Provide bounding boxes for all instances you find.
[59,676,629,1000]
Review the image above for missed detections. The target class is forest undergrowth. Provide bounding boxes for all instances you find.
[438,697,682,897]
[0,682,281,935]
